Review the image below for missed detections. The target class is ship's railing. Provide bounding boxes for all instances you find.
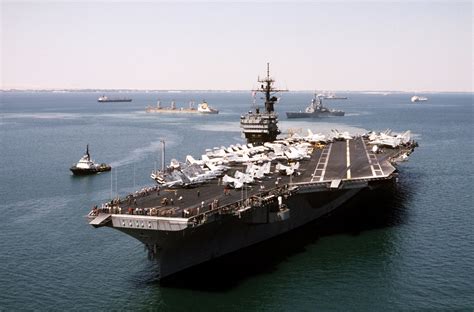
[88,185,165,217]
[88,204,171,218]
[88,182,290,221]
[186,186,293,227]
[289,174,395,191]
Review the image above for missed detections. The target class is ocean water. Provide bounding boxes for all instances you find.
[0,91,472,310]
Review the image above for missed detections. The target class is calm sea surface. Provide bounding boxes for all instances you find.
[0,91,472,310]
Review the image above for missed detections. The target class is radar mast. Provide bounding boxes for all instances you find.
[253,63,287,113]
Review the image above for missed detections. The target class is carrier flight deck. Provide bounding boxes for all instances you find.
[90,135,410,223]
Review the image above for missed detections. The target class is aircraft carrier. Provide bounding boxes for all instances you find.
[88,64,417,279]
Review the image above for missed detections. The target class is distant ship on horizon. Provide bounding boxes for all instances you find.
[98,95,132,103]
[146,100,219,114]
[318,91,348,100]
[411,96,428,103]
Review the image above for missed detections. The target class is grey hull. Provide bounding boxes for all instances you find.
[117,187,361,279]
[286,111,345,118]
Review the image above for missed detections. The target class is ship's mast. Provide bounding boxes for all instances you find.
[253,63,287,113]
[86,144,90,160]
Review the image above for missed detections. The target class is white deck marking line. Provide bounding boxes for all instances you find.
[311,146,327,182]
[363,138,384,176]
[320,143,333,181]
[346,140,351,179]
[374,161,384,176]
[362,138,377,177]
[311,151,324,181]
[311,143,332,182]
[369,146,384,176]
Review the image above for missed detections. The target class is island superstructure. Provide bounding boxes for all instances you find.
[240,63,286,144]
[88,64,417,280]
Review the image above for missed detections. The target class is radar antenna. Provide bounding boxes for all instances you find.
[252,63,287,113]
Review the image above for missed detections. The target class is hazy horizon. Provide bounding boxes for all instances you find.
[3,88,472,94]
[2,1,472,92]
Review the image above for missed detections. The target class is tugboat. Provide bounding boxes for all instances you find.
[197,100,219,114]
[70,145,111,175]
[286,93,345,118]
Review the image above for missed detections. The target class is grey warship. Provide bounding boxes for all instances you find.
[286,93,345,118]
[88,64,417,280]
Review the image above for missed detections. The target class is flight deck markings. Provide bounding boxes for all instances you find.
[346,140,351,179]
[362,138,384,177]
[370,152,384,176]
[312,143,332,182]
[362,138,377,176]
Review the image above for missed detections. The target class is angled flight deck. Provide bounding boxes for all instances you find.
[308,137,396,183]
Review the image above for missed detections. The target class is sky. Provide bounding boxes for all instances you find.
[1,1,472,92]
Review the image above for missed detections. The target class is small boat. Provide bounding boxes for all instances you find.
[98,95,132,103]
[197,101,219,114]
[411,96,428,103]
[70,145,111,175]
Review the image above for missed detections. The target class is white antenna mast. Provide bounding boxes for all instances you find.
[110,168,113,200]
[160,139,166,171]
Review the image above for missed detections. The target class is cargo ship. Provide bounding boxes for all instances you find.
[98,95,132,102]
[146,100,219,114]
[88,64,417,280]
